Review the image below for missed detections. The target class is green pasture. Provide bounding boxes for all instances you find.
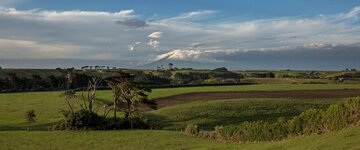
[0,84,359,149]
[1,84,359,130]
[147,99,339,130]
[148,84,360,98]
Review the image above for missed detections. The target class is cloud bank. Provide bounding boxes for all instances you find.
[0,6,359,69]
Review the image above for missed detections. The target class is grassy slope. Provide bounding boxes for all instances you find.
[244,78,360,84]
[1,84,359,130]
[148,84,360,98]
[147,99,339,130]
[242,78,338,84]
[0,126,359,150]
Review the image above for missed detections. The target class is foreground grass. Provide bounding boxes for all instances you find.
[0,126,359,150]
[0,84,359,130]
[147,99,339,130]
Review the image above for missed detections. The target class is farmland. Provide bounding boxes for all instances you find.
[0,80,360,149]
[1,84,360,130]
[2,1,360,149]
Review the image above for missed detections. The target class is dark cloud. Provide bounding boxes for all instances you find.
[213,44,360,70]
[115,18,148,28]
[240,37,276,44]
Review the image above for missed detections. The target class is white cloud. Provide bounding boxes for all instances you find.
[128,41,141,51]
[0,6,360,65]
[0,38,84,59]
[152,43,360,66]
[0,8,136,21]
[169,10,217,20]
[147,39,160,49]
[148,32,163,39]
[128,45,135,51]
[147,32,162,49]
[0,8,148,59]
[341,6,360,19]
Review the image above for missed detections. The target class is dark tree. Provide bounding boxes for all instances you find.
[213,67,228,72]
[168,63,174,70]
[105,71,157,122]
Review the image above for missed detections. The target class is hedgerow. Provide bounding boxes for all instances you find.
[185,97,360,142]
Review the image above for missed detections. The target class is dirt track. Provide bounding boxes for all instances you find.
[140,89,360,111]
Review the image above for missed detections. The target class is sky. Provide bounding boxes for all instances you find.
[0,0,360,70]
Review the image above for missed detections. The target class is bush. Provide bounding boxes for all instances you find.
[322,104,346,131]
[186,98,360,142]
[343,98,360,124]
[298,109,323,134]
[197,130,217,139]
[53,109,151,130]
[184,124,199,136]
[195,126,223,140]
[53,109,104,130]
[218,121,275,142]
[270,117,289,140]
[288,116,302,135]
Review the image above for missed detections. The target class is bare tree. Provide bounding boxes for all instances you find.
[60,70,77,113]
[85,77,102,113]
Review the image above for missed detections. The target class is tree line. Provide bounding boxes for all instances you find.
[0,72,107,92]
[0,68,250,92]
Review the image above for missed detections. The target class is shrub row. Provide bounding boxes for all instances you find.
[52,109,152,130]
[185,97,360,142]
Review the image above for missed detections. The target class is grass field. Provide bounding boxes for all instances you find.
[0,84,360,149]
[148,84,360,98]
[242,78,337,84]
[0,125,359,150]
[147,99,339,130]
[1,84,359,130]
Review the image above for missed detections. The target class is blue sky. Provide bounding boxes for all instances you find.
[13,0,360,18]
[0,0,359,69]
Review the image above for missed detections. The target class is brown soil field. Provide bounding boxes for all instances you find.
[140,89,360,111]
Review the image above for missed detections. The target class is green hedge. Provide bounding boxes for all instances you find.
[185,97,360,142]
